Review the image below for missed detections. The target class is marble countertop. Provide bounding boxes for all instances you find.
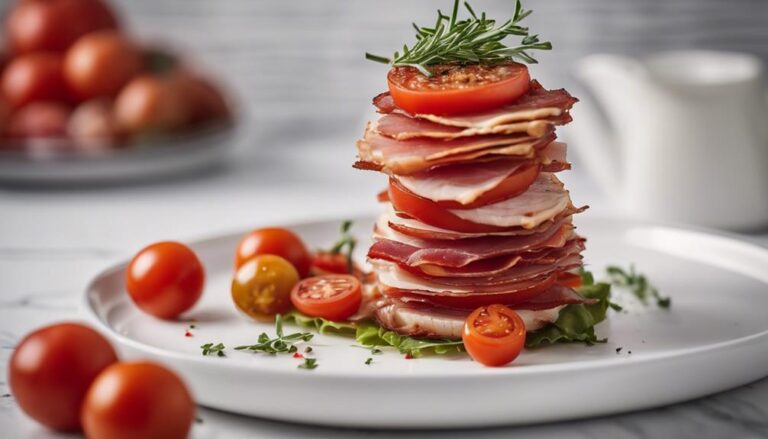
[1,0,768,437]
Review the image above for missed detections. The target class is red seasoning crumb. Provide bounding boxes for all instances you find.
[293,352,304,359]
[184,330,193,337]
[404,353,414,360]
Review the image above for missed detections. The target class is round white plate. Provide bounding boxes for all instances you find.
[83,216,768,428]
[0,121,242,185]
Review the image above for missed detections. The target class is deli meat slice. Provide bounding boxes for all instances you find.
[448,173,570,229]
[374,297,566,339]
[395,160,528,205]
[371,217,573,268]
[393,141,570,205]
[373,81,578,130]
[355,121,556,175]
[377,112,562,140]
[384,204,586,240]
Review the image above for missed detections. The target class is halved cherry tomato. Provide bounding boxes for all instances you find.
[9,322,118,432]
[432,163,539,209]
[231,254,299,321]
[463,304,526,367]
[235,227,311,277]
[291,274,362,321]
[387,63,531,115]
[388,178,510,233]
[82,361,194,439]
[125,241,205,320]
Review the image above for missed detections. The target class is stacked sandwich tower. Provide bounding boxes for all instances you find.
[354,74,593,340]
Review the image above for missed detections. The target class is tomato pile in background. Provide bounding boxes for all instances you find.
[0,0,230,154]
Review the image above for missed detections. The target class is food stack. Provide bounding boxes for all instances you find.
[355,75,591,340]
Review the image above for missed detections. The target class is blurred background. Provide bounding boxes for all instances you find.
[1,0,767,245]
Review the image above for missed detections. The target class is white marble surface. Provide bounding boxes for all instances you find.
[1,0,768,437]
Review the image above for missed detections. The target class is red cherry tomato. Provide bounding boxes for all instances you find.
[9,322,118,432]
[125,241,205,319]
[388,177,511,233]
[463,304,526,367]
[291,274,362,321]
[81,361,195,439]
[8,101,70,138]
[113,73,190,135]
[64,30,143,100]
[235,227,311,277]
[6,0,118,54]
[310,251,351,275]
[2,53,68,108]
[387,63,531,115]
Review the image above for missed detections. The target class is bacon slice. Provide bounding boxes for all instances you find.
[377,112,563,140]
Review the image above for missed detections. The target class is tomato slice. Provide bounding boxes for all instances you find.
[387,63,531,115]
[462,304,526,367]
[291,275,362,321]
[557,271,583,289]
[388,178,510,233]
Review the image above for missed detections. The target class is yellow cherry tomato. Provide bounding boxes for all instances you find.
[231,255,299,321]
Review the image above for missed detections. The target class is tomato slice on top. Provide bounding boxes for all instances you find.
[387,63,531,115]
[290,274,362,322]
[463,304,526,367]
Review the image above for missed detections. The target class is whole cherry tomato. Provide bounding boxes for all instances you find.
[2,53,68,108]
[9,322,118,432]
[6,0,118,54]
[125,241,205,320]
[235,227,311,277]
[231,254,299,321]
[64,30,143,100]
[113,73,189,135]
[8,101,70,139]
[82,361,195,439]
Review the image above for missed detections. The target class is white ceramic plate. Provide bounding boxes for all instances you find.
[82,216,768,428]
[0,121,241,185]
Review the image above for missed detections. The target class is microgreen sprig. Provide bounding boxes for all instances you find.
[234,315,314,354]
[200,342,226,357]
[606,265,671,309]
[329,220,357,274]
[366,0,552,76]
[298,358,318,370]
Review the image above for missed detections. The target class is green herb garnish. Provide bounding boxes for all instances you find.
[355,323,464,358]
[329,220,357,274]
[365,357,373,365]
[298,358,318,370]
[235,314,314,354]
[366,0,551,76]
[200,342,226,357]
[606,265,670,309]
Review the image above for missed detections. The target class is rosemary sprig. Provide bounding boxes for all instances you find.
[234,315,314,354]
[606,265,671,309]
[366,0,551,76]
[329,220,357,274]
[200,342,226,357]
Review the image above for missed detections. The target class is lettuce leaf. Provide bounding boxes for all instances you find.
[355,322,464,357]
[525,279,612,348]
[282,311,357,335]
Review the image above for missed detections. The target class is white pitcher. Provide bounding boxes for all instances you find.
[570,50,768,230]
